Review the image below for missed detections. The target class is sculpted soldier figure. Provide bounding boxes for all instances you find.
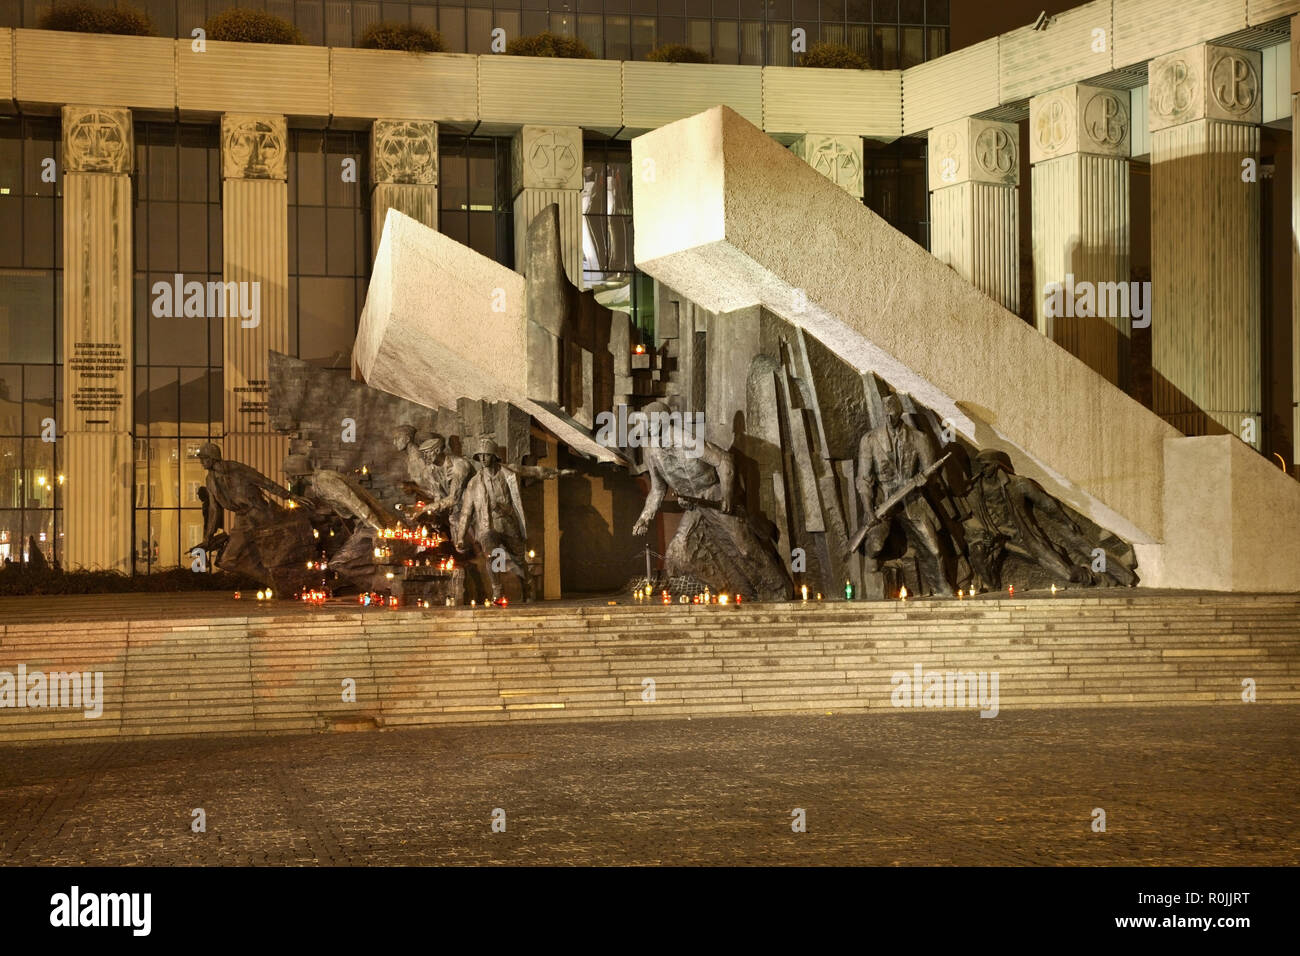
[631,402,790,601]
[411,434,475,541]
[195,442,308,583]
[284,454,403,591]
[455,437,573,604]
[283,454,400,534]
[855,394,957,597]
[393,424,439,495]
[963,450,1138,589]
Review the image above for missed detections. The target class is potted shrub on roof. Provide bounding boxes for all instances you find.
[645,44,711,64]
[38,1,157,36]
[359,22,445,53]
[206,8,305,45]
[799,42,871,69]
[505,31,595,59]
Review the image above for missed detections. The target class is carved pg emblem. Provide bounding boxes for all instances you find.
[974,127,1015,177]
[1084,92,1127,149]
[934,129,961,184]
[1154,58,1195,120]
[1034,97,1072,154]
[1210,54,1257,114]
[527,130,579,188]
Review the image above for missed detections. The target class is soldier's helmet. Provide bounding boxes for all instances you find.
[474,436,499,462]
[975,449,1014,475]
[195,441,222,463]
[283,454,313,478]
[641,400,672,442]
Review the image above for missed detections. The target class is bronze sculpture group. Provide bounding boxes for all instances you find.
[849,394,1137,596]
[196,428,571,604]
[197,383,1135,602]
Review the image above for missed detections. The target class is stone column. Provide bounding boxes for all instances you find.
[61,106,134,572]
[1292,20,1300,466]
[221,113,289,478]
[512,125,584,289]
[370,119,438,260]
[540,435,561,600]
[1149,43,1261,444]
[927,117,1020,313]
[1030,85,1132,387]
[790,134,865,199]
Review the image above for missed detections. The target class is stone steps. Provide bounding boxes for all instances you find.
[1,595,1297,743]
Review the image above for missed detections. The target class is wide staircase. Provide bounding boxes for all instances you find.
[1,593,1297,744]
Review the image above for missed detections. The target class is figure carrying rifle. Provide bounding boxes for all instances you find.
[853,394,958,597]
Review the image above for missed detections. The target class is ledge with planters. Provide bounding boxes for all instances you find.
[0,27,905,139]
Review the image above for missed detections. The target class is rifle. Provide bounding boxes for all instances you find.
[846,452,952,554]
[674,492,728,512]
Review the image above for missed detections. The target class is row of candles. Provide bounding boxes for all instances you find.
[787,582,1063,601]
[631,585,743,605]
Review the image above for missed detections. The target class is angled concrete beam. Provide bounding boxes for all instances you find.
[354,209,625,465]
[632,105,1177,546]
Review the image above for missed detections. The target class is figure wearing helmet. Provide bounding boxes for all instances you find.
[412,433,475,541]
[454,436,573,603]
[855,394,957,597]
[963,449,1138,589]
[195,442,304,578]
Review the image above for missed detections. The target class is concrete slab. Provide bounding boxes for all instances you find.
[630,106,1300,591]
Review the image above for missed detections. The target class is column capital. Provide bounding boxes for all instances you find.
[371,119,438,187]
[927,117,1019,190]
[789,134,864,198]
[221,113,287,181]
[511,125,583,196]
[1149,43,1262,133]
[1029,85,1130,164]
[61,106,133,174]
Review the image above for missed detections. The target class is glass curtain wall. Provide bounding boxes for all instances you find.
[2,2,949,66]
[0,116,62,567]
[132,122,223,573]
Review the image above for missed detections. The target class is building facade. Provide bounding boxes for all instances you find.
[0,0,1295,574]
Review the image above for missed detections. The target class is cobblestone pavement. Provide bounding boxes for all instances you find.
[0,706,1296,866]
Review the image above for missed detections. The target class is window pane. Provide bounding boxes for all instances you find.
[23,438,53,509]
[577,14,602,56]
[0,368,17,434]
[714,20,738,63]
[327,206,358,277]
[0,271,55,364]
[0,509,19,562]
[467,8,492,53]
[0,439,18,508]
[768,22,791,65]
[632,16,656,59]
[901,25,923,67]
[297,207,327,275]
[149,508,181,569]
[607,14,631,59]
[298,277,356,368]
[441,153,468,212]
[22,364,54,436]
[178,367,210,435]
[873,25,898,69]
[739,20,762,64]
